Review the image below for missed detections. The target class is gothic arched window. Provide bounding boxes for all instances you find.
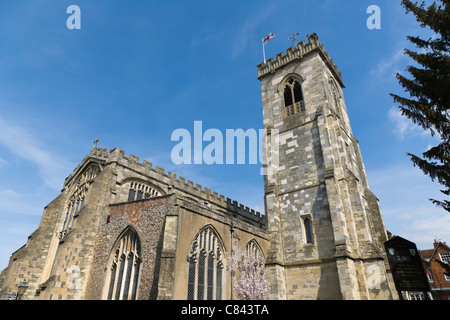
[60,164,100,239]
[245,239,264,260]
[105,227,141,300]
[187,226,226,300]
[283,78,304,116]
[61,195,85,235]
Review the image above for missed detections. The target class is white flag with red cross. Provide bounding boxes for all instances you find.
[262,33,275,63]
[263,33,275,45]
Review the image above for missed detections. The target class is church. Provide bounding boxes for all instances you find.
[0,33,397,300]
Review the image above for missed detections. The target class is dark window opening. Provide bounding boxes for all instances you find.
[284,86,293,107]
[304,218,313,244]
[284,79,304,116]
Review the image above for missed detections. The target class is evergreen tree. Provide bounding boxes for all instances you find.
[391,0,450,212]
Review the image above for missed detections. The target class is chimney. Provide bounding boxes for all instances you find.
[434,239,439,249]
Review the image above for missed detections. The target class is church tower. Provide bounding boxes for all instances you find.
[258,33,396,300]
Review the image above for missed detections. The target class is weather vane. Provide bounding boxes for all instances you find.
[289,32,301,46]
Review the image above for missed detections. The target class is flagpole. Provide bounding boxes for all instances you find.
[262,38,266,64]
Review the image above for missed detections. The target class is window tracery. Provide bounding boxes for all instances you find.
[105,227,141,300]
[187,226,226,300]
[127,181,162,201]
[60,164,100,239]
[283,78,305,116]
[245,239,264,260]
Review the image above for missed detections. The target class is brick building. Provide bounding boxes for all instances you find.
[419,240,450,300]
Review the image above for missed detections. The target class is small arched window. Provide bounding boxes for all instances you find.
[105,228,141,300]
[127,181,162,201]
[329,79,342,118]
[245,239,264,260]
[304,218,313,244]
[283,78,304,116]
[187,226,226,300]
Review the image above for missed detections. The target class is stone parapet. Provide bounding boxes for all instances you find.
[257,33,344,88]
[67,146,267,229]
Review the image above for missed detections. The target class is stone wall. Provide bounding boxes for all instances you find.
[85,195,176,300]
[0,193,66,299]
[259,33,395,300]
[0,139,269,301]
[173,198,270,300]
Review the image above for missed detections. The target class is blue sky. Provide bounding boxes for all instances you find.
[0,0,448,270]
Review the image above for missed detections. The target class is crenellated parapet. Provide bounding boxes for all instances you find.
[115,149,266,228]
[65,145,267,229]
[257,33,344,88]
[90,147,110,159]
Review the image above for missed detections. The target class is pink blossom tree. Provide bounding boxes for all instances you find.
[227,251,270,300]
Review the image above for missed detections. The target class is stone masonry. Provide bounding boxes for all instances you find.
[258,33,397,300]
[0,145,269,300]
[0,33,396,300]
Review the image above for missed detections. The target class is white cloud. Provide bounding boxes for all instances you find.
[367,164,450,249]
[231,3,277,60]
[383,204,449,250]
[0,157,8,167]
[0,189,20,198]
[371,49,406,78]
[0,186,48,217]
[0,116,71,189]
[387,106,427,140]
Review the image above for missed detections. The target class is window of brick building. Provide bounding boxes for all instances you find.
[439,252,450,263]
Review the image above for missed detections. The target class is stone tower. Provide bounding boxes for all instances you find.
[257,33,396,300]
